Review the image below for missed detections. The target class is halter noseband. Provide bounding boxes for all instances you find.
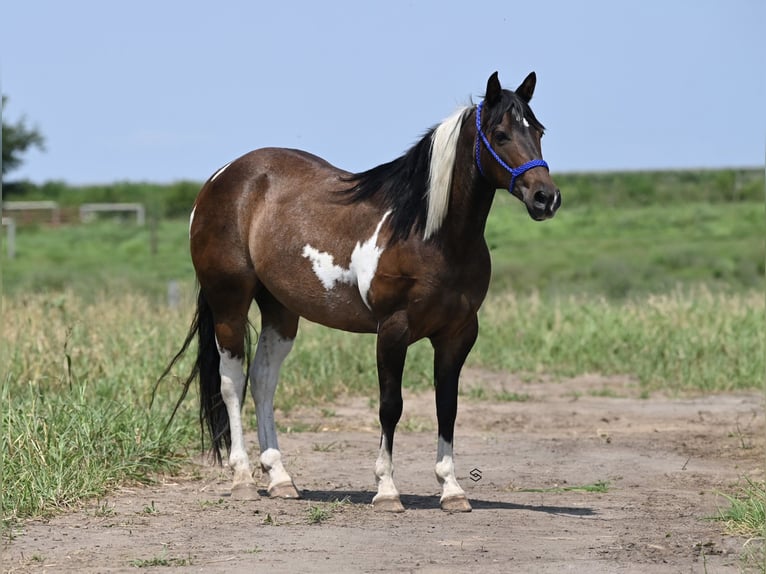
[474,100,549,193]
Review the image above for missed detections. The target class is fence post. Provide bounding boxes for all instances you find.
[1,217,16,259]
[167,280,180,309]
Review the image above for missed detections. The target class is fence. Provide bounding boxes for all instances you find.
[79,203,146,225]
[2,200,61,224]
[1,202,147,260]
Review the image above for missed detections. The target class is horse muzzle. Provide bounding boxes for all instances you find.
[528,187,561,221]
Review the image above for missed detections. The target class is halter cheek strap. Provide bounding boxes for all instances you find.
[474,100,549,193]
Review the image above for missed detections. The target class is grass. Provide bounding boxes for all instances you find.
[715,478,766,572]
[1,293,197,527]
[485,194,764,297]
[306,498,350,524]
[130,545,193,568]
[515,480,610,494]
[472,288,764,394]
[717,478,766,538]
[1,219,193,298]
[2,287,761,529]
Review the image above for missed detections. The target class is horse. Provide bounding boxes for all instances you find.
[157,71,561,513]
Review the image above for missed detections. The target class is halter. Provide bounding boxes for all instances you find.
[474,100,549,193]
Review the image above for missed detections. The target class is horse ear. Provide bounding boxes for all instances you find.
[485,71,502,106]
[516,71,537,103]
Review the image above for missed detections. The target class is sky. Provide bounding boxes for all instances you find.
[1,0,764,185]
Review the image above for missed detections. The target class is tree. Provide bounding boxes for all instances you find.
[2,95,46,179]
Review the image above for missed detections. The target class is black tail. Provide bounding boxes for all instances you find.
[153,288,232,464]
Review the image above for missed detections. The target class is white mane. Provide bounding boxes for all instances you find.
[424,106,472,240]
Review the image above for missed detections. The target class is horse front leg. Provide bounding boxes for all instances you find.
[372,313,409,512]
[431,316,479,512]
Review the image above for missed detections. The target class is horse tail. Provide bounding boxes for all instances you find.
[153,287,231,464]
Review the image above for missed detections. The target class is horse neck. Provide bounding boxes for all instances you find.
[439,118,496,253]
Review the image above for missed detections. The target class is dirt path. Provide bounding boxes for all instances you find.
[3,372,764,573]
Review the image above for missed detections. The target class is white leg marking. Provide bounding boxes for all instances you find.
[249,326,295,490]
[216,340,253,485]
[209,161,232,183]
[373,435,400,502]
[435,436,466,501]
[302,211,390,309]
[259,448,292,489]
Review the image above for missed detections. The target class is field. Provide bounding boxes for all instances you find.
[1,169,765,571]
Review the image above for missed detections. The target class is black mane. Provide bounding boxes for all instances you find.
[340,128,435,243]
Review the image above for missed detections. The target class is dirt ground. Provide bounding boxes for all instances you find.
[3,370,764,573]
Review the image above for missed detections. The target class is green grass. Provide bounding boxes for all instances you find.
[1,293,198,526]
[717,478,766,538]
[472,288,764,394]
[306,498,350,524]
[716,478,766,571]
[485,194,764,297]
[2,287,762,528]
[1,219,194,298]
[516,480,610,493]
[130,546,193,568]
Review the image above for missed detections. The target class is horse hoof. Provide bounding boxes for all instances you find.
[372,496,405,513]
[440,496,472,512]
[230,483,260,501]
[268,481,301,499]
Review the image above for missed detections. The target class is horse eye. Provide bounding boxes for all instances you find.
[494,130,510,143]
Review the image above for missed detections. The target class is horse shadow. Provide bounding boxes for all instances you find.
[292,489,597,516]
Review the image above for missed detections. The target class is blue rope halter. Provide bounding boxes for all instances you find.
[474,100,549,193]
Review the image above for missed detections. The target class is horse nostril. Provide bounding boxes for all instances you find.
[534,190,547,205]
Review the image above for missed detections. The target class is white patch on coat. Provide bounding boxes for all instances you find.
[210,161,232,182]
[188,205,196,238]
[302,211,390,309]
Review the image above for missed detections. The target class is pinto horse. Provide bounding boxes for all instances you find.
[159,71,560,512]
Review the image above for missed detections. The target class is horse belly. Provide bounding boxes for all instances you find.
[266,273,379,333]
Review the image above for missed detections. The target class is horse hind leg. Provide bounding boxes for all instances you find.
[250,293,301,499]
[217,347,261,500]
[199,278,260,500]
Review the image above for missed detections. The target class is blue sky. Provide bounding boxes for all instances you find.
[2,0,764,184]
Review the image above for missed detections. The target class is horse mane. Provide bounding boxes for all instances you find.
[341,106,473,242]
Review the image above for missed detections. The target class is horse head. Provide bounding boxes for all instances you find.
[476,71,561,221]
